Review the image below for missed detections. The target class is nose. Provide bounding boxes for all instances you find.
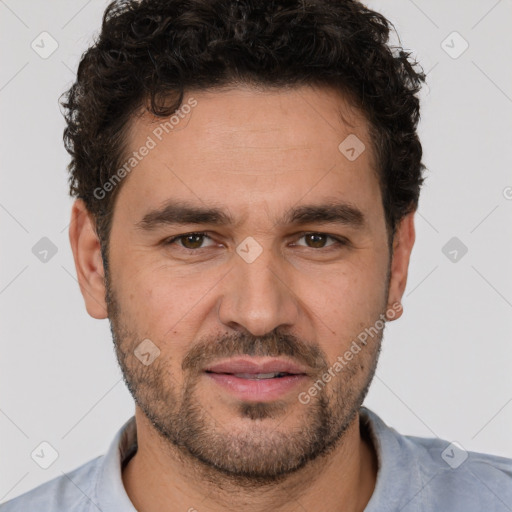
[217,248,300,337]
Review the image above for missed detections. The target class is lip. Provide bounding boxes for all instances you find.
[205,356,308,375]
[204,357,309,402]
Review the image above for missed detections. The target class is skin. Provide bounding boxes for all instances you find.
[69,84,415,512]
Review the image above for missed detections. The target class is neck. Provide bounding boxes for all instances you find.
[122,408,378,512]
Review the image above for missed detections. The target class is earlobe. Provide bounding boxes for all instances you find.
[68,199,108,319]
[385,212,416,322]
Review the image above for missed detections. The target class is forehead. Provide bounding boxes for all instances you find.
[114,84,382,227]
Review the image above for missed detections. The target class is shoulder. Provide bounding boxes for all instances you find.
[405,433,512,509]
[361,407,512,511]
[0,456,102,512]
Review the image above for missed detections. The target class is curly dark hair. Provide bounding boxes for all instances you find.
[60,0,426,262]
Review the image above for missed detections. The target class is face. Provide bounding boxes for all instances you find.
[72,84,414,482]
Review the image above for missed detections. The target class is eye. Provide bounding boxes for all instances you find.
[293,232,347,249]
[163,231,348,253]
[165,232,216,250]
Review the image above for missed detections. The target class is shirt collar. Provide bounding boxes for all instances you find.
[95,415,138,512]
[360,406,424,512]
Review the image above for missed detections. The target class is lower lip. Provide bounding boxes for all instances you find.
[205,372,307,401]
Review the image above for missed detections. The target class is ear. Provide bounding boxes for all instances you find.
[68,199,108,319]
[386,211,416,321]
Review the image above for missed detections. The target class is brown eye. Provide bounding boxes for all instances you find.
[165,232,214,250]
[304,233,329,248]
[292,232,348,250]
[180,234,205,249]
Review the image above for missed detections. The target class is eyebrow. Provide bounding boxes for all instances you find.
[135,199,366,231]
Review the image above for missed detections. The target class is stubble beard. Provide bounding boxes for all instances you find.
[104,269,384,485]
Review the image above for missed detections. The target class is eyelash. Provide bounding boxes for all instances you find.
[163,231,349,251]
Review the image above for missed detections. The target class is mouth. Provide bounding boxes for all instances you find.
[203,357,309,401]
[212,371,295,380]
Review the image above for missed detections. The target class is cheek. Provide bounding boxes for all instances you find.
[115,264,216,346]
[302,259,388,356]
[307,255,385,307]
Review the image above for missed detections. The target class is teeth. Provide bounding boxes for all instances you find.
[233,372,287,379]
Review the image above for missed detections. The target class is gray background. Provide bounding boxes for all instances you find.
[1,0,511,503]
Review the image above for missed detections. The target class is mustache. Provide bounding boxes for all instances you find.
[182,330,329,374]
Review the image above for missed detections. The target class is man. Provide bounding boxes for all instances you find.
[2,0,511,511]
